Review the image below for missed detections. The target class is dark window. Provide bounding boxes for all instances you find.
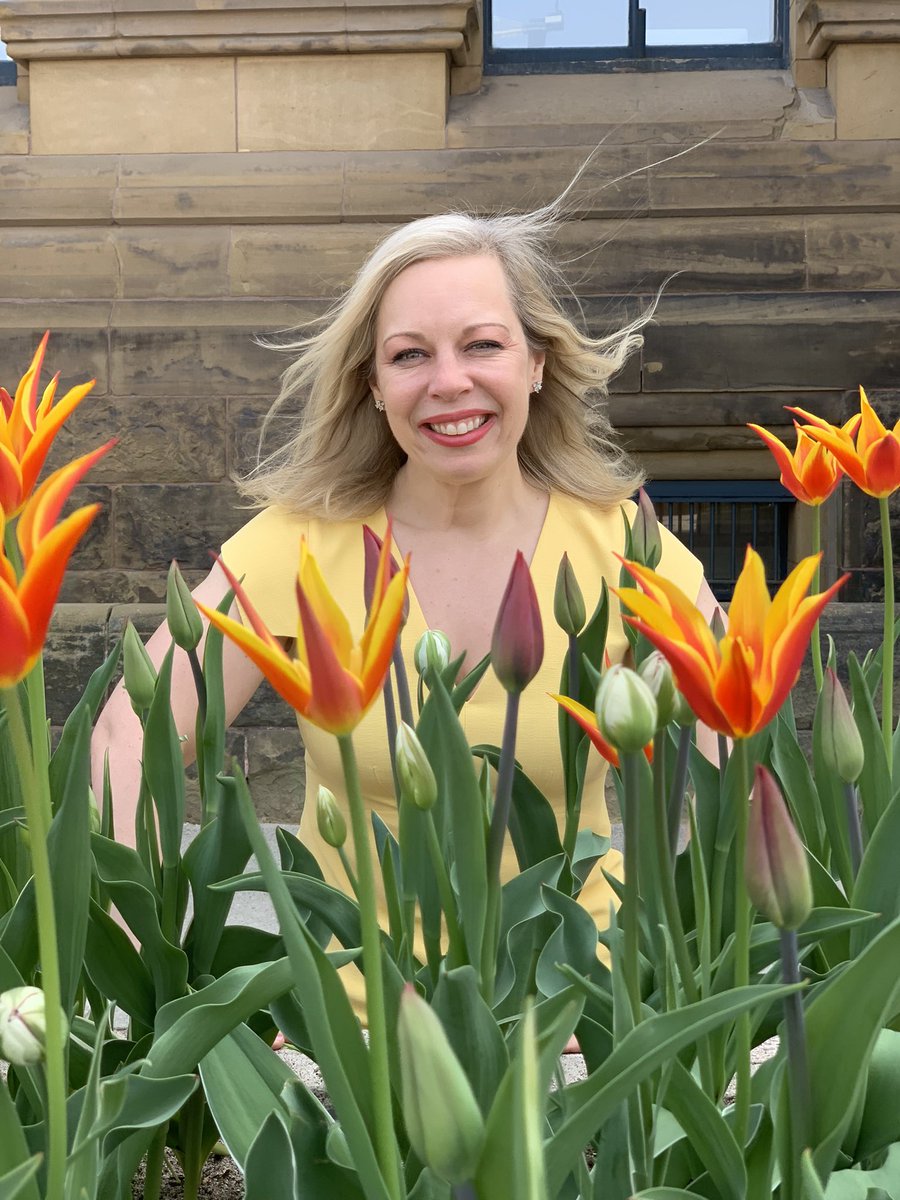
[0,40,14,86]
[644,481,793,602]
[486,0,787,73]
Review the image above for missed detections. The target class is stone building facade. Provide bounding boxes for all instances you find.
[0,1,897,814]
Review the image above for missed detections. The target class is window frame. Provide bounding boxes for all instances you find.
[484,0,789,74]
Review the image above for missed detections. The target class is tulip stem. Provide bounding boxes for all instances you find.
[451,1184,477,1200]
[843,782,864,878]
[562,633,583,863]
[780,928,811,1200]
[621,751,643,1026]
[392,642,415,729]
[338,733,402,1200]
[1,687,67,1200]
[337,847,360,897]
[879,496,894,776]
[382,671,401,798]
[667,724,693,861]
[810,506,824,692]
[425,812,466,967]
[652,734,699,1007]
[732,738,752,1148]
[483,690,521,1002]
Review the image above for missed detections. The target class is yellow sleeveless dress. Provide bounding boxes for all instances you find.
[221,492,703,1014]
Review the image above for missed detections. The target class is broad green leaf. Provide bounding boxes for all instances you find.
[544,984,798,1195]
[142,644,185,869]
[243,1110,297,1200]
[823,1141,900,1199]
[473,745,563,872]
[0,1084,38,1200]
[46,706,93,1015]
[200,1021,298,1167]
[216,870,363,951]
[851,791,900,954]
[432,965,509,1116]
[281,1081,367,1199]
[662,1058,746,1200]
[182,797,253,977]
[846,1029,900,1163]
[534,885,599,998]
[0,1158,41,1200]
[197,589,233,825]
[771,713,827,864]
[84,899,156,1028]
[0,808,24,832]
[806,916,900,1182]
[848,654,893,835]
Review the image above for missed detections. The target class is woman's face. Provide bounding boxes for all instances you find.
[370,254,545,488]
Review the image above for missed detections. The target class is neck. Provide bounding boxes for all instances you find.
[387,463,543,535]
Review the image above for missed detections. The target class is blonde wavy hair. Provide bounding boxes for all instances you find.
[240,206,648,517]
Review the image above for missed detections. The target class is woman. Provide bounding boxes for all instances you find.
[92,207,719,1012]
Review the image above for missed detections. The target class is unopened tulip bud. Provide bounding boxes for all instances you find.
[414,630,451,682]
[632,489,662,570]
[710,606,727,643]
[122,623,156,713]
[820,669,865,784]
[553,553,586,637]
[0,986,67,1067]
[166,561,203,652]
[395,723,437,811]
[595,664,657,754]
[492,551,543,693]
[745,766,812,931]
[316,786,346,849]
[398,985,485,1185]
[637,651,677,729]
[363,525,409,627]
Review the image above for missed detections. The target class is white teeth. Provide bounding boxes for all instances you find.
[429,415,489,436]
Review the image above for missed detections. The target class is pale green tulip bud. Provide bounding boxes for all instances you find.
[631,488,662,570]
[745,766,812,931]
[166,560,203,652]
[672,688,697,727]
[595,664,657,754]
[0,986,68,1067]
[395,723,437,811]
[637,651,677,729]
[820,669,865,784]
[553,553,586,637]
[316,786,346,849]
[122,622,156,714]
[414,630,452,682]
[398,985,485,1185]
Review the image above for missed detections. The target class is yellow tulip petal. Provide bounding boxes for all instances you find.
[728,547,770,665]
[198,602,313,714]
[359,562,409,695]
[299,541,354,666]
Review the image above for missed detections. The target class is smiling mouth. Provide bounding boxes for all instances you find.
[425,415,490,437]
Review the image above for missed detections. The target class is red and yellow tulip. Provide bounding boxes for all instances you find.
[0,334,96,518]
[198,527,410,736]
[747,417,860,506]
[0,447,110,687]
[550,692,653,768]
[616,548,847,739]
[790,388,900,499]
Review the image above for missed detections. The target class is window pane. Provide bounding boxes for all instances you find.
[491,0,628,50]
[643,0,774,45]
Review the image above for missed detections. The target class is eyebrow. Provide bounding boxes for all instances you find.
[381,322,512,349]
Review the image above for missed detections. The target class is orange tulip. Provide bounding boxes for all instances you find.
[550,692,653,768]
[0,334,96,517]
[0,450,109,687]
[616,548,847,739]
[790,388,900,499]
[198,527,410,735]
[747,416,860,506]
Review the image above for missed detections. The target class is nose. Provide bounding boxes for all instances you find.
[427,350,473,402]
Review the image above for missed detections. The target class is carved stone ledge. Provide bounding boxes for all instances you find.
[798,0,900,58]
[0,0,480,66]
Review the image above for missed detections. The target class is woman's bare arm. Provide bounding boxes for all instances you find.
[91,561,267,850]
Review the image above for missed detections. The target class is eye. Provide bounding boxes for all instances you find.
[467,339,503,352]
[391,348,425,364]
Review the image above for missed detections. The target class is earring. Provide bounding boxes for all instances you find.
[531,380,542,394]
[374,397,385,412]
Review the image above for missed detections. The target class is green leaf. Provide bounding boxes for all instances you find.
[49,637,122,791]
[0,808,25,833]
[662,1058,747,1200]
[846,1029,900,1163]
[46,705,93,1015]
[216,870,363,952]
[0,1158,41,1200]
[142,644,185,869]
[182,796,253,977]
[851,791,900,954]
[243,1110,297,1200]
[544,984,799,1195]
[472,745,563,872]
[84,899,156,1028]
[805,916,900,1182]
[200,1021,298,1167]
[0,1084,38,1200]
[197,590,233,824]
[822,1141,900,1199]
[771,712,827,865]
[432,965,509,1116]
[848,655,893,836]
[535,885,599,998]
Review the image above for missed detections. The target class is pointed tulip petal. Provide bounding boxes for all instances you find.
[714,637,761,738]
[747,423,814,504]
[625,617,730,734]
[16,439,115,559]
[359,560,409,696]
[17,504,99,660]
[296,582,364,734]
[727,547,769,665]
[551,692,620,767]
[862,433,900,498]
[0,576,33,686]
[0,442,24,516]
[18,379,96,500]
[298,541,354,665]
[197,601,314,713]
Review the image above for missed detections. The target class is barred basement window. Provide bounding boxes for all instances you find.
[644,481,793,602]
[486,0,788,73]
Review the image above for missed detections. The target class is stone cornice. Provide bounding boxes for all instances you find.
[798,1,900,58]
[0,0,480,65]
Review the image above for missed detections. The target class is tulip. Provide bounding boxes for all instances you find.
[363,523,409,626]
[791,388,900,499]
[491,550,543,693]
[0,450,109,687]
[553,552,586,637]
[395,722,437,812]
[198,527,409,736]
[122,622,157,714]
[166,560,203,652]
[594,664,658,754]
[631,487,662,569]
[820,668,865,785]
[0,985,68,1067]
[637,651,677,729]
[745,766,812,930]
[747,418,860,506]
[0,333,97,517]
[316,785,347,849]
[617,547,847,740]
[550,691,654,768]
[398,985,485,1185]
[413,629,451,681]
